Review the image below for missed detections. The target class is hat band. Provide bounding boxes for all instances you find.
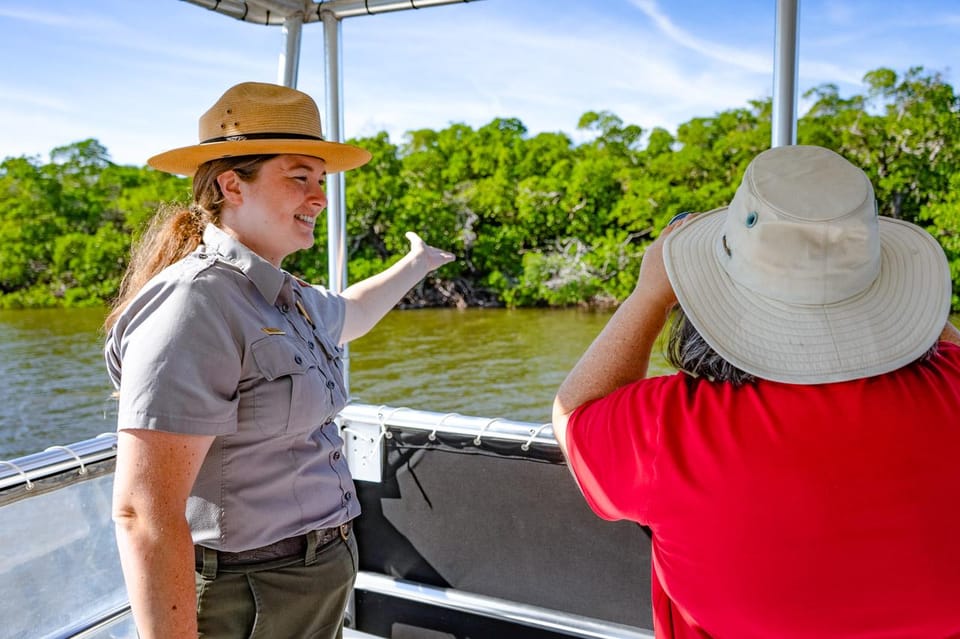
[201,131,325,144]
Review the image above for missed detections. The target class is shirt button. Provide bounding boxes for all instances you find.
[308,342,315,350]
[344,492,352,501]
[332,451,341,461]
[294,355,303,365]
[326,380,336,389]
[280,303,289,313]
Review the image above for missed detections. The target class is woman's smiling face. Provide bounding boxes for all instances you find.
[218,154,328,267]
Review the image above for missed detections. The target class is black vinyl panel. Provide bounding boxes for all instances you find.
[353,432,653,635]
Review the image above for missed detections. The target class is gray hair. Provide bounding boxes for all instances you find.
[664,307,757,385]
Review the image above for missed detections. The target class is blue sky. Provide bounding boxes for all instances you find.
[1,0,958,167]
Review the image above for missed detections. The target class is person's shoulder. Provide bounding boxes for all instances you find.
[296,279,346,314]
[872,341,960,387]
[119,255,231,323]
[152,253,265,303]
[587,371,692,410]
[297,279,342,300]
[930,340,960,371]
[936,340,960,355]
[142,252,220,287]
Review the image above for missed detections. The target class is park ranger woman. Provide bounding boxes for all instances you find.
[105,81,454,639]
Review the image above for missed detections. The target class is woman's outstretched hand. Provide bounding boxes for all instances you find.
[339,231,456,343]
[405,231,456,272]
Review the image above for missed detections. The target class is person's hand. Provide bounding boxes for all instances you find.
[405,231,456,272]
[634,214,692,312]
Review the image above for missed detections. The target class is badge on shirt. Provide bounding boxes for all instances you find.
[261,327,286,335]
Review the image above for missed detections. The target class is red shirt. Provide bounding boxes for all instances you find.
[566,342,960,639]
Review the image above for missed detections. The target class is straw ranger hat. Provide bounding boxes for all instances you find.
[662,145,951,384]
[148,82,371,176]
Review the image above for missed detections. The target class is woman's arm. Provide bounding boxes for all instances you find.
[940,319,960,345]
[552,222,682,455]
[112,429,214,639]
[339,232,454,343]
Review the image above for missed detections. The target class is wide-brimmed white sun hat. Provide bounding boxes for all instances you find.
[148,82,371,176]
[662,145,952,385]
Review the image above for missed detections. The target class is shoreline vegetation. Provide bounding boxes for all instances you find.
[2,67,959,312]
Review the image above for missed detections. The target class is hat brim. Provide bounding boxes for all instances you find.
[662,209,952,384]
[147,138,372,176]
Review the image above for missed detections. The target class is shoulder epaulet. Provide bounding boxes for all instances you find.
[185,252,221,280]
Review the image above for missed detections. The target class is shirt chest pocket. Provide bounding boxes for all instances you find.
[250,337,334,436]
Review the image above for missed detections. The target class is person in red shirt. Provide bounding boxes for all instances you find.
[552,145,960,639]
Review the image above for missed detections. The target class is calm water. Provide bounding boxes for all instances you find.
[1,307,678,460]
[4,306,957,460]
[0,308,115,460]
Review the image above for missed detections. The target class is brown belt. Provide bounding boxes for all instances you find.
[195,523,351,566]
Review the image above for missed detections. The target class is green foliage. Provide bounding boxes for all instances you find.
[2,66,959,311]
[0,145,187,307]
[801,68,960,223]
[920,172,960,309]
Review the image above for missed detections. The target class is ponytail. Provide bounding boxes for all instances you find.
[103,203,208,331]
[104,154,274,331]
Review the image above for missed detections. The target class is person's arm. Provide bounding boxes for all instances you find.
[339,232,454,343]
[552,222,682,456]
[112,429,214,639]
[940,319,960,345]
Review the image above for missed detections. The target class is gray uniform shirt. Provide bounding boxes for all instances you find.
[105,224,360,551]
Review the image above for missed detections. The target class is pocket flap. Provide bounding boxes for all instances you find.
[251,337,309,381]
[313,329,344,361]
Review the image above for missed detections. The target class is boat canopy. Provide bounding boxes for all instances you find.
[182,0,480,25]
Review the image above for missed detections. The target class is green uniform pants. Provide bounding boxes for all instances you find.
[195,529,358,639]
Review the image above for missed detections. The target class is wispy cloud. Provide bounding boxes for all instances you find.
[1,88,70,112]
[0,6,113,29]
[627,0,771,73]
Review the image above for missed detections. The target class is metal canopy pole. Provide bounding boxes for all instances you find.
[278,12,303,87]
[321,9,351,390]
[321,10,346,295]
[771,0,800,147]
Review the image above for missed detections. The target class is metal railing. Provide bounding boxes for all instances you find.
[0,405,650,638]
[0,403,552,492]
[355,572,654,639]
[0,433,118,493]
